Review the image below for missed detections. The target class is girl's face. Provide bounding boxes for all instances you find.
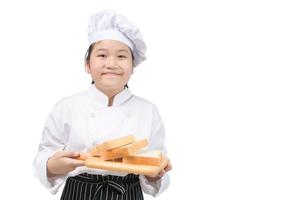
[86,40,133,92]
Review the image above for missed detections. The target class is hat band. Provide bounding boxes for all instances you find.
[88,30,134,51]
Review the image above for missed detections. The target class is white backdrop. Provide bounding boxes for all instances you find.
[0,0,288,199]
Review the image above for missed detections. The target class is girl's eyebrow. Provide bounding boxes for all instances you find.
[94,48,108,52]
[94,48,130,53]
[117,49,130,53]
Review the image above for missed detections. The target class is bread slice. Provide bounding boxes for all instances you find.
[100,139,149,160]
[89,135,135,156]
[122,150,164,166]
[85,156,168,176]
[88,147,100,157]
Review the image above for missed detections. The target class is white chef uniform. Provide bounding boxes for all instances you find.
[33,85,170,197]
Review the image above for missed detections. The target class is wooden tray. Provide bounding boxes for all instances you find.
[85,157,168,177]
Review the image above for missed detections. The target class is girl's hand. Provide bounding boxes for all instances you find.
[145,159,172,182]
[47,150,85,177]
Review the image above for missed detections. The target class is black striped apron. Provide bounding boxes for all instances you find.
[60,173,144,200]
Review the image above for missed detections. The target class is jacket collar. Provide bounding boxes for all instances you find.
[87,85,133,107]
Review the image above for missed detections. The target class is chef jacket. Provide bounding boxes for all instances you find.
[33,85,170,197]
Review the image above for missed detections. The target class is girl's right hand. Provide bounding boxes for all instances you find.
[47,150,85,177]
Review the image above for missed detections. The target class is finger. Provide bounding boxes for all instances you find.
[58,151,80,158]
[165,166,172,172]
[74,152,90,161]
[158,169,165,178]
[165,162,172,172]
[71,159,85,167]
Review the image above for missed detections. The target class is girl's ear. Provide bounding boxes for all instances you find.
[85,62,91,74]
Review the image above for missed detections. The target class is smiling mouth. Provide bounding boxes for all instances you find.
[102,73,121,76]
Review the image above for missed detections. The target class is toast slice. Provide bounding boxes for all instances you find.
[100,139,149,160]
[122,150,164,166]
[85,156,168,176]
[89,135,135,156]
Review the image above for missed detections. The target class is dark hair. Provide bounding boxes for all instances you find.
[85,43,129,88]
[84,44,95,85]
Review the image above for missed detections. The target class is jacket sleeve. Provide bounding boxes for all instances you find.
[139,105,170,197]
[33,101,70,194]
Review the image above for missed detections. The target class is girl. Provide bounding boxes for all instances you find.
[34,9,171,200]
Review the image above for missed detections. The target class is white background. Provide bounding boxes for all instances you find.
[0,0,288,199]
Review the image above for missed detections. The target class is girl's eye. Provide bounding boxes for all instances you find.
[118,55,127,58]
[97,54,106,58]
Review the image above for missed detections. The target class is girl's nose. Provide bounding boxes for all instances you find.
[105,56,117,68]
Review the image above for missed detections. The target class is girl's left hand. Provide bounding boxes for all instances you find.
[145,159,172,182]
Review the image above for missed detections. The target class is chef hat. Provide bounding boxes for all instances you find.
[87,9,146,67]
